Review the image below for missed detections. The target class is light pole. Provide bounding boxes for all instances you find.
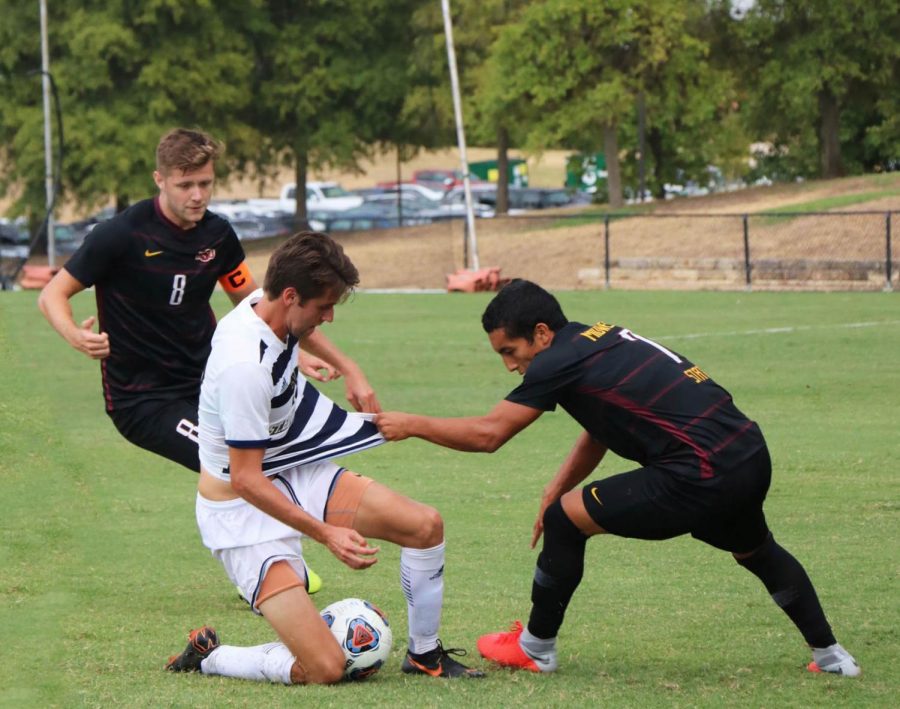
[441,0,479,271]
[39,0,55,266]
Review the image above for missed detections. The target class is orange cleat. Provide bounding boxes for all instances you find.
[477,621,556,673]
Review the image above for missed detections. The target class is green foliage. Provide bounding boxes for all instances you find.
[247,0,422,218]
[1,0,897,224]
[738,0,900,177]
[0,0,262,221]
[2,289,898,705]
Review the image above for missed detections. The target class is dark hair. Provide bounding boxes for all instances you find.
[156,128,222,174]
[264,231,359,302]
[481,279,568,341]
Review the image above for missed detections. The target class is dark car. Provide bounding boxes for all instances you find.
[228,214,294,242]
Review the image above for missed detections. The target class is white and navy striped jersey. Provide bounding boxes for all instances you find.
[198,289,384,480]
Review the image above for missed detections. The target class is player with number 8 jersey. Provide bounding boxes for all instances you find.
[63,197,248,411]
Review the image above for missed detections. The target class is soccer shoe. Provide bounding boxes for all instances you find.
[166,626,220,672]
[807,643,861,677]
[402,640,485,678]
[477,620,557,673]
[306,565,323,595]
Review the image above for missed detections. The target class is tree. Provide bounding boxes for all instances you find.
[630,1,746,197]
[251,0,421,226]
[739,0,900,178]
[0,0,261,249]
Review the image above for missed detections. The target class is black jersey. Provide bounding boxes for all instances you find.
[506,321,765,479]
[64,197,246,411]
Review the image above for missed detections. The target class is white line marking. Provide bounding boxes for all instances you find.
[656,320,900,342]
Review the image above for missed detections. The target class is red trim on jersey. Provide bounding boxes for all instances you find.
[581,386,715,478]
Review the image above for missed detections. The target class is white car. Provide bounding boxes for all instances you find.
[282,181,363,211]
[244,181,363,215]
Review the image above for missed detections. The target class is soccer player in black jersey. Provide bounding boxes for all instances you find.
[37,128,378,591]
[40,127,379,471]
[377,279,860,677]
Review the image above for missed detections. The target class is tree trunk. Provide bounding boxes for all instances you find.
[115,195,129,213]
[603,123,623,208]
[294,152,309,230]
[648,126,666,199]
[496,126,509,216]
[818,88,844,178]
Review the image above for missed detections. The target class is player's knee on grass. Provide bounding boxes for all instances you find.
[290,646,345,685]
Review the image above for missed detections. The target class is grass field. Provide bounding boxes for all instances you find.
[1,288,898,708]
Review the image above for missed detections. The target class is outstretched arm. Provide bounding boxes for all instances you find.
[37,269,110,359]
[300,329,381,413]
[376,399,543,453]
[531,431,607,548]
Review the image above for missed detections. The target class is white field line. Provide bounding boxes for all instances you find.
[656,320,900,343]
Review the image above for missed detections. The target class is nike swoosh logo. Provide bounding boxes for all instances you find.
[407,657,443,677]
[590,488,603,506]
[144,249,164,257]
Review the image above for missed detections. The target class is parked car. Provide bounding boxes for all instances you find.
[412,168,463,191]
[1,219,30,262]
[411,168,488,191]
[444,185,578,213]
[361,191,452,220]
[227,214,294,242]
[309,204,434,232]
[365,182,447,203]
[244,181,363,215]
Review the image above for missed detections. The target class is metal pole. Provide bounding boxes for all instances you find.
[886,211,893,292]
[441,0,479,270]
[637,93,646,203]
[604,215,611,289]
[742,214,751,290]
[40,0,55,266]
[395,147,403,227]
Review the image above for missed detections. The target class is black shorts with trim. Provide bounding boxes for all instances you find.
[108,397,200,472]
[582,447,772,554]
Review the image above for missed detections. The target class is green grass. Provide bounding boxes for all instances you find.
[1,289,898,707]
[756,189,900,215]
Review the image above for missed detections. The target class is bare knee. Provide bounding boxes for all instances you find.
[411,505,443,548]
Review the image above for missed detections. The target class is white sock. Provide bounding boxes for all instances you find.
[201,642,295,684]
[519,628,559,672]
[400,542,445,655]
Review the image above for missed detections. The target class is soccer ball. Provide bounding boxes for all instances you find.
[320,597,393,681]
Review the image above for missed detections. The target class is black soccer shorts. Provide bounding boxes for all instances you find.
[108,397,201,472]
[581,446,772,554]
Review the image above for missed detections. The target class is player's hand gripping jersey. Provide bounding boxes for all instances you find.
[198,291,384,478]
[505,321,765,478]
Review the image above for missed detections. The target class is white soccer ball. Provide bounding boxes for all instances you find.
[320,597,393,681]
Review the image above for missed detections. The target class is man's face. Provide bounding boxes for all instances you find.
[153,162,215,229]
[286,289,341,340]
[488,327,550,375]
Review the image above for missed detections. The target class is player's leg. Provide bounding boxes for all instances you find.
[327,470,483,678]
[479,466,686,672]
[167,570,343,684]
[108,398,201,471]
[118,400,323,592]
[692,447,859,676]
[257,583,346,684]
[168,543,344,684]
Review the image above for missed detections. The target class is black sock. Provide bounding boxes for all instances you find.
[527,501,588,639]
[737,534,836,648]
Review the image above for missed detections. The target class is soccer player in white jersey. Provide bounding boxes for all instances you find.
[165,231,484,683]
